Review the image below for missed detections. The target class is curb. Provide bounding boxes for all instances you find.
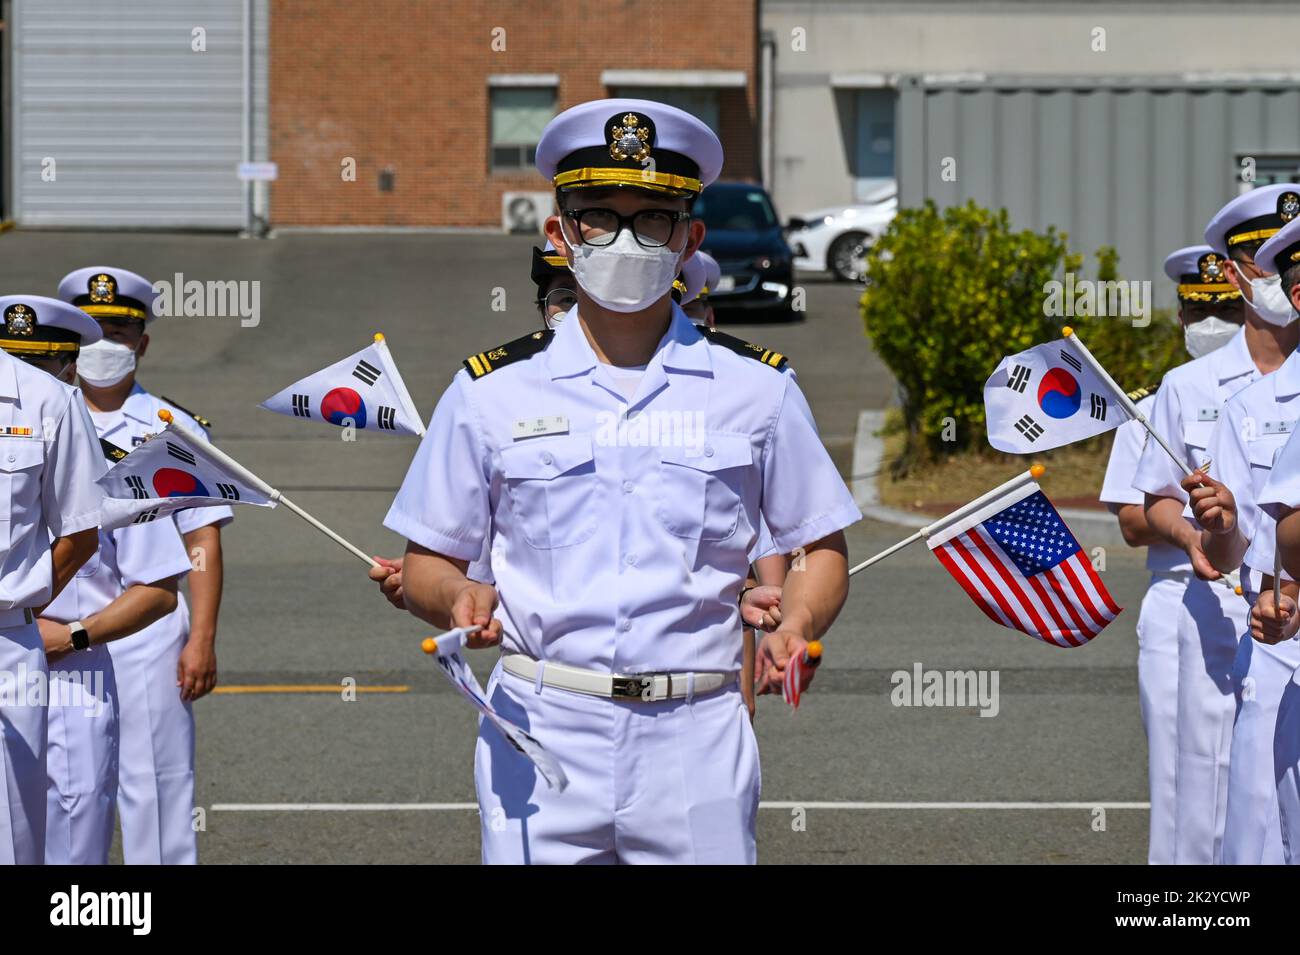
[850,408,1129,549]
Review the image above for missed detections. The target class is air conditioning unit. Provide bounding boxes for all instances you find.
[502,192,553,235]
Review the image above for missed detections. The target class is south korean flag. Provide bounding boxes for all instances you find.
[97,428,277,531]
[259,334,426,437]
[983,337,1129,453]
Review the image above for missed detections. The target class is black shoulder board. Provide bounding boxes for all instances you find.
[100,438,130,463]
[160,395,213,431]
[701,327,788,370]
[1126,383,1159,402]
[463,329,555,380]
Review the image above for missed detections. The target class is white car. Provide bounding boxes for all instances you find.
[786,183,898,282]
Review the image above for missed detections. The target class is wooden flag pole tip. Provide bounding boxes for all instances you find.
[158,409,173,424]
[1030,463,1046,479]
[1062,326,1074,337]
[421,637,438,655]
[374,332,385,343]
[806,640,823,661]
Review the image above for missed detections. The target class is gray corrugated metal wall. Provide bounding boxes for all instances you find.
[10,0,267,228]
[897,77,1300,297]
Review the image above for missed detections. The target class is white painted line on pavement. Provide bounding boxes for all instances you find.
[210,801,1149,812]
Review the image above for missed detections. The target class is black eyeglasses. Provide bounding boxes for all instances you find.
[562,207,691,248]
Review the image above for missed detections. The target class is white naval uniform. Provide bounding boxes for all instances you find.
[1257,428,1300,865]
[1277,673,1300,864]
[41,517,191,864]
[385,306,861,864]
[89,384,233,864]
[1100,394,1185,864]
[1208,353,1300,864]
[0,352,104,864]
[1132,328,1257,864]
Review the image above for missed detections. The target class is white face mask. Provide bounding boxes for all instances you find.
[77,339,137,387]
[561,222,683,313]
[1184,315,1240,359]
[1235,262,1298,326]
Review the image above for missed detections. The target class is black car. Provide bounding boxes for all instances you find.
[695,182,795,319]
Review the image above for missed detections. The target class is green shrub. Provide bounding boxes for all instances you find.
[860,201,1182,473]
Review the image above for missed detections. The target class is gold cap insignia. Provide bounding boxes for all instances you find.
[1281,192,1300,223]
[89,273,117,304]
[609,113,651,164]
[4,304,35,337]
[1199,252,1225,284]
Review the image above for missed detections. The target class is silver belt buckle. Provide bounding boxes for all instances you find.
[610,674,671,702]
[610,675,644,700]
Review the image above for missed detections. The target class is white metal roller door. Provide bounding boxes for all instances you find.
[11,0,265,228]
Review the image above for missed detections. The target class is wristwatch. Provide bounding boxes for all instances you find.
[68,620,91,652]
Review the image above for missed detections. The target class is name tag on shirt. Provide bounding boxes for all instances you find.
[512,416,569,440]
[1197,407,1219,422]
[1262,420,1295,436]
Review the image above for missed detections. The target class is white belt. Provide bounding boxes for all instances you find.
[501,654,736,703]
[0,607,34,629]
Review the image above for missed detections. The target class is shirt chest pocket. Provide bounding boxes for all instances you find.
[655,434,752,542]
[499,434,599,549]
[0,438,45,547]
[1183,420,1216,458]
[1247,433,1290,483]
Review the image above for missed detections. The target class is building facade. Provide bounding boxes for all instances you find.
[764,0,1300,287]
[270,0,758,228]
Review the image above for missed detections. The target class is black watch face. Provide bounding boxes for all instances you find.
[71,627,91,651]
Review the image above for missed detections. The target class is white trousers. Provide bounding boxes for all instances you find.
[0,622,46,864]
[1276,666,1300,864]
[1173,577,1247,865]
[108,604,196,865]
[1222,634,1300,865]
[44,645,118,865]
[475,661,760,864]
[1136,577,1182,864]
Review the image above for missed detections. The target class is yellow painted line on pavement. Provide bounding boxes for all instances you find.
[213,684,410,695]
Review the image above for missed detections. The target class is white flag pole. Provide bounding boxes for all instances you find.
[848,464,1044,577]
[371,332,426,437]
[1271,446,1285,608]
[1275,526,1284,609]
[1061,326,1193,477]
[273,494,378,567]
[157,410,380,569]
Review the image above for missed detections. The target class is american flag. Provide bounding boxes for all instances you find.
[927,485,1120,647]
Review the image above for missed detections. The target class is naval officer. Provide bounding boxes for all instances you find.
[0,295,105,864]
[382,98,859,863]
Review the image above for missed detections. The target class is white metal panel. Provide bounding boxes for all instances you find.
[12,0,267,228]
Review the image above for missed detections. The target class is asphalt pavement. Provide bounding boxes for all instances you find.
[0,230,1149,863]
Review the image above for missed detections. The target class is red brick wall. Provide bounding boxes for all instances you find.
[270,0,758,227]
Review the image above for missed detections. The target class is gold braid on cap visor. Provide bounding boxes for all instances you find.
[1,340,79,356]
[1228,227,1282,246]
[553,167,701,196]
[77,303,148,320]
[1177,282,1242,300]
